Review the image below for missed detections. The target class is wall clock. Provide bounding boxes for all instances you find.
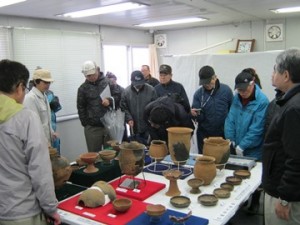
[154,34,167,48]
[235,39,255,53]
[266,24,283,42]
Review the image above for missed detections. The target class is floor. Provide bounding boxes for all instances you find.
[227,191,264,225]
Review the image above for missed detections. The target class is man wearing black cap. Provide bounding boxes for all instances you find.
[120,70,157,144]
[224,71,269,160]
[155,64,190,113]
[191,65,233,153]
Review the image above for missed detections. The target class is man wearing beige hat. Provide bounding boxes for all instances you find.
[24,68,58,146]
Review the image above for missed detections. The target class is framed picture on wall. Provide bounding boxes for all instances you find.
[235,39,255,53]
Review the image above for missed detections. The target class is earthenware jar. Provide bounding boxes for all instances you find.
[203,137,230,165]
[148,140,168,162]
[166,127,193,165]
[194,155,216,185]
[118,142,145,176]
[50,154,72,189]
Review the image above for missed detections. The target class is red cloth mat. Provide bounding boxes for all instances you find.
[109,175,166,201]
[58,193,147,225]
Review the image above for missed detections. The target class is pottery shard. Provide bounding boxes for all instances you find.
[78,181,116,208]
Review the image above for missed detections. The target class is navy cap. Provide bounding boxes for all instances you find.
[131,70,145,85]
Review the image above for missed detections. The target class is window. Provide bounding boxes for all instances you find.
[103,45,149,88]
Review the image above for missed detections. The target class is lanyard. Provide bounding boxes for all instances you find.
[201,87,215,108]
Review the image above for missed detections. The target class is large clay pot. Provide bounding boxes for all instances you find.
[118,142,145,176]
[50,152,72,189]
[166,127,193,165]
[148,140,168,162]
[194,156,216,185]
[203,137,231,165]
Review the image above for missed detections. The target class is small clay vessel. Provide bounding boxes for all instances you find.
[194,155,216,185]
[163,169,182,196]
[148,140,168,161]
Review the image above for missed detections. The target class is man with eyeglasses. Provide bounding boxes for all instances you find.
[225,71,269,160]
[24,68,58,147]
[0,59,61,225]
[191,65,233,153]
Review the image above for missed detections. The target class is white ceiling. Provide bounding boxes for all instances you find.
[0,0,299,30]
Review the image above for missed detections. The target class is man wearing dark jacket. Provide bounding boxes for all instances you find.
[191,65,233,153]
[77,61,117,152]
[120,70,157,145]
[144,95,194,143]
[262,48,300,225]
[155,64,191,113]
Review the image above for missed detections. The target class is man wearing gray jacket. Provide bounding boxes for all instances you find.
[0,59,60,225]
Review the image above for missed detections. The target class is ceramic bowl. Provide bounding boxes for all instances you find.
[170,196,191,208]
[187,178,204,194]
[213,188,231,198]
[99,150,116,161]
[226,176,242,185]
[198,194,218,206]
[80,152,99,164]
[234,169,251,179]
[146,204,166,217]
[112,198,132,212]
[220,182,234,191]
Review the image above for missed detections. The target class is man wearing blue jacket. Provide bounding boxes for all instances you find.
[225,71,269,160]
[191,65,233,153]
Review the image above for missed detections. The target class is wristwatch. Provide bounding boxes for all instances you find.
[279,198,289,207]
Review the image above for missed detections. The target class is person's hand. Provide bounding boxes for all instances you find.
[235,145,244,156]
[275,200,290,221]
[102,98,110,107]
[46,212,61,225]
[191,108,201,116]
[52,132,59,139]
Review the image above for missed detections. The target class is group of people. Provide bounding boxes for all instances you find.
[1,48,300,225]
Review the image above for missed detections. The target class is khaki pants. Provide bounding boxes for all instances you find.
[84,125,109,152]
[265,192,300,225]
[0,213,47,225]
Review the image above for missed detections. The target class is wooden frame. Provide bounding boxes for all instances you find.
[235,39,255,53]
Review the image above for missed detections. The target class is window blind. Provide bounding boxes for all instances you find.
[12,28,101,118]
[0,27,12,60]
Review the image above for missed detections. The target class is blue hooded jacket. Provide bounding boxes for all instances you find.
[224,85,269,160]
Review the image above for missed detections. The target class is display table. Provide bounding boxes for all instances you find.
[69,160,122,187]
[58,157,262,225]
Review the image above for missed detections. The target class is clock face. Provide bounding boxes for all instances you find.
[238,42,252,52]
[236,40,254,53]
[268,25,281,39]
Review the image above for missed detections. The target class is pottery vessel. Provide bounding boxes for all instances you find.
[118,142,145,176]
[187,178,204,194]
[50,153,72,189]
[166,127,193,165]
[163,169,182,196]
[80,152,99,173]
[148,140,168,161]
[78,181,116,208]
[194,155,216,185]
[203,137,230,165]
[113,198,132,212]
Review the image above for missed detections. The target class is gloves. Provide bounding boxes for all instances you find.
[235,145,244,156]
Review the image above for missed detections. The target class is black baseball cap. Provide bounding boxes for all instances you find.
[159,64,172,74]
[235,72,253,90]
[199,65,215,85]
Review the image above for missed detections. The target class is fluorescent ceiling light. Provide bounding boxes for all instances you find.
[0,0,26,7]
[60,2,146,18]
[136,17,207,27]
[270,6,300,13]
